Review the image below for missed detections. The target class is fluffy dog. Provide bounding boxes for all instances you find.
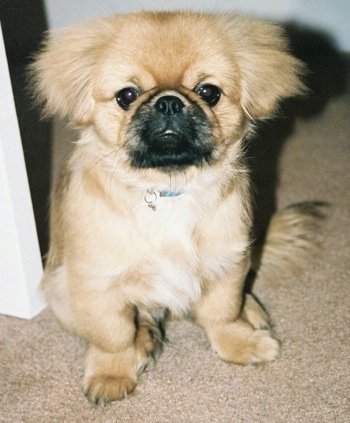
[31,11,321,405]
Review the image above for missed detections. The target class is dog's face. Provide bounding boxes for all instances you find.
[32,12,305,176]
[93,14,246,174]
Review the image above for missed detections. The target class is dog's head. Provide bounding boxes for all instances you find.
[31,12,305,175]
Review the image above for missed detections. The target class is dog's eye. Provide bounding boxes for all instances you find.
[195,84,221,106]
[116,87,140,110]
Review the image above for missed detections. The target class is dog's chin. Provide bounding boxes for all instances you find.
[128,134,214,173]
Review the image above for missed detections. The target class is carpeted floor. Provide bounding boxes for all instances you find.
[1,38,349,423]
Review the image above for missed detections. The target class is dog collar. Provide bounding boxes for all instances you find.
[144,188,183,211]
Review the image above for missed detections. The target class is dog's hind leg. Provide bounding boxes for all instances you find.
[241,293,271,331]
[134,307,168,375]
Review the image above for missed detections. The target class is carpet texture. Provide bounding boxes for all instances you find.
[1,52,349,422]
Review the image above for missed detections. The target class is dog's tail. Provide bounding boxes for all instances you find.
[251,202,326,280]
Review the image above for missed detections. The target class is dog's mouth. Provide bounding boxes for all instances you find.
[150,129,188,154]
[126,94,214,172]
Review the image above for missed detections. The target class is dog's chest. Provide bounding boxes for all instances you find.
[133,190,196,238]
[133,194,200,273]
[120,188,245,315]
[130,194,203,313]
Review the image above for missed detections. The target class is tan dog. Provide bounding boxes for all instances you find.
[31,11,321,405]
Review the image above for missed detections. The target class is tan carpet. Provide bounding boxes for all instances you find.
[1,54,349,422]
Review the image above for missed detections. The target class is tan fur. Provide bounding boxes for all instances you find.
[252,202,325,279]
[30,11,319,405]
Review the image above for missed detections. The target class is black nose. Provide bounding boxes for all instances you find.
[154,95,185,115]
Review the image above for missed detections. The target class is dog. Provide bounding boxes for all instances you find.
[30,11,322,405]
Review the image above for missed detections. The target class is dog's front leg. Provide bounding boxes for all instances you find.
[83,343,137,405]
[82,310,165,405]
[70,293,138,404]
[194,258,280,365]
[65,278,164,405]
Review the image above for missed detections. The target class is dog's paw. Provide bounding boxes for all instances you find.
[134,319,165,374]
[244,329,280,364]
[84,344,138,405]
[210,321,280,365]
[84,375,136,406]
[241,293,271,330]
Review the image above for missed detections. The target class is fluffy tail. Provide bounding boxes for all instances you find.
[251,202,326,280]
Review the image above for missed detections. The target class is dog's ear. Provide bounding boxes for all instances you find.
[30,18,113,126]
[223,16,306,119]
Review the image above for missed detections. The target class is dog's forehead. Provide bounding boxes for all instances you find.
[100,14,234,89]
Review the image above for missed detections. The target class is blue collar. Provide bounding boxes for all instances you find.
[144,188,183,211]
[159,189,183,197]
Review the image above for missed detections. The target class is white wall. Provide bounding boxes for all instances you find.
[0,26,45,319]
[45,0,350,50]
